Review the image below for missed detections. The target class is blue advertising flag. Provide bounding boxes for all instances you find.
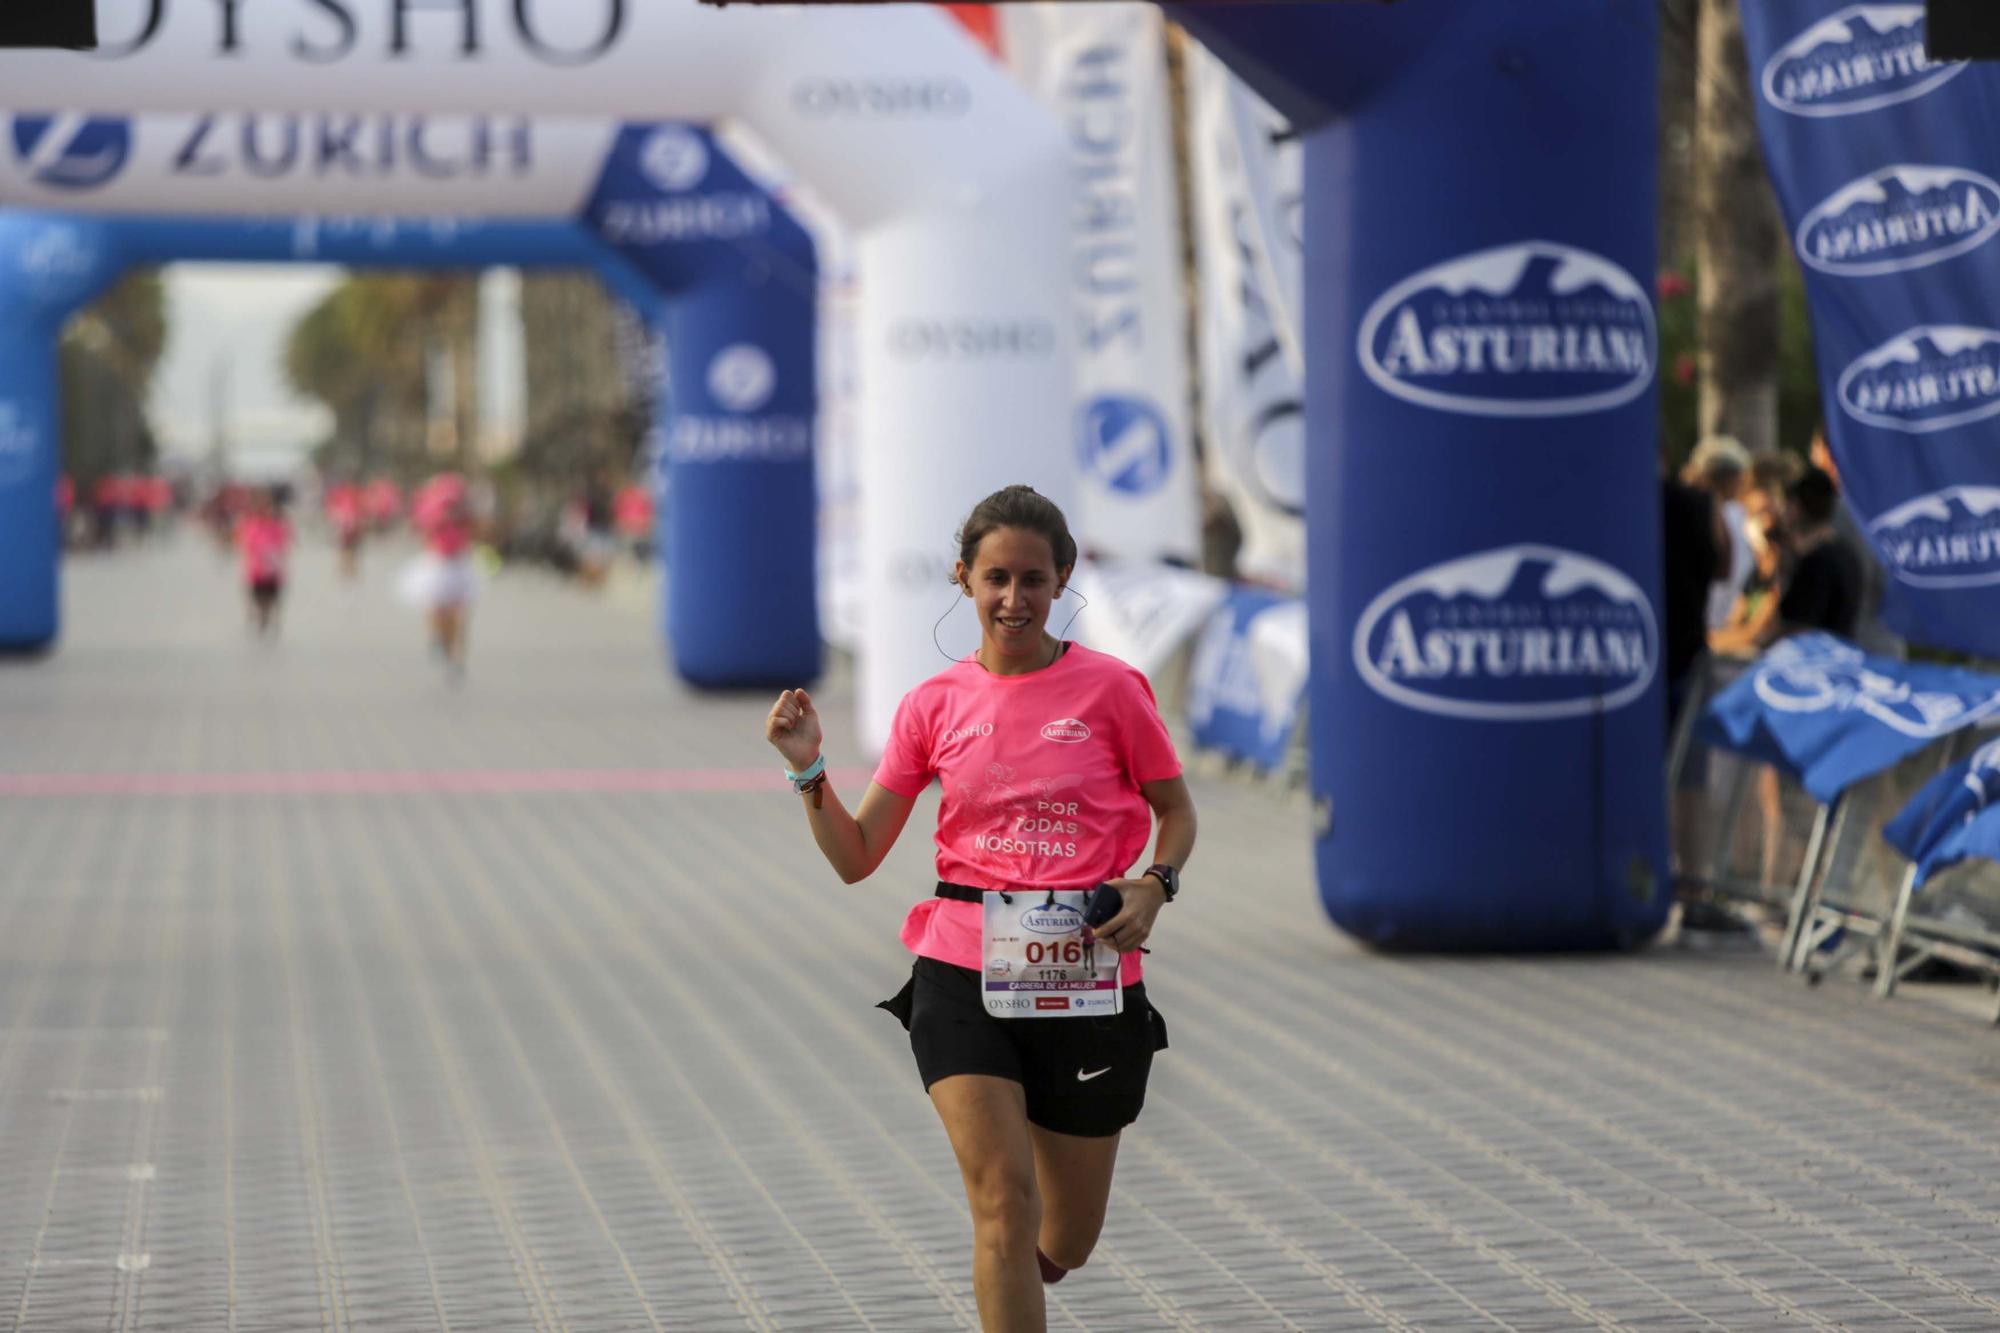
[1700,633,2000,803]
[1185,588,1307,774]
[1883,735,2000,883]
[1740,2,2000,655]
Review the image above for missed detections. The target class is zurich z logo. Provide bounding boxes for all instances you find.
[10,114,132,191]
[1077,395,1171,496]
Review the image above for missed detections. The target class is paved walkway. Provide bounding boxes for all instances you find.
[4,535,2000,1331]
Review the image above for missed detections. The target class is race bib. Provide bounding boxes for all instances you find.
[981,889,1122,1019]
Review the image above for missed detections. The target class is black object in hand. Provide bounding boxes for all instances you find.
[1082,884,1123,929]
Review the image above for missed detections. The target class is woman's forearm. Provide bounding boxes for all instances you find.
[1149,803,1197,873]
[800,779,872,882]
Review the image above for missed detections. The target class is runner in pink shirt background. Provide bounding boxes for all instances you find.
[398,472,480,681]
[234,487,292,638]
[764,484,1197,1332]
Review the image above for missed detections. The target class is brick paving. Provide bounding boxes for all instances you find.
[4,536,2000,1330]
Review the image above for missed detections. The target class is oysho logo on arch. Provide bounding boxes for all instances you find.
[1353,544,1657,722]
[1357,242,1655,418]
[1837,325,2000,434]
[792,77,970,118]
[1799,165,2000,276]
[1761,4,1964,117]
[9,113,131,190]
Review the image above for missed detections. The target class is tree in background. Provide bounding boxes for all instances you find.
[1657,0,1821,467]
[61,270,166,484]
[286,273,478,481]
[1692,0,1783,456]
[517,272,646,484]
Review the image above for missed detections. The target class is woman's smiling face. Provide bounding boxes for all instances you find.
[957,525,1069,669]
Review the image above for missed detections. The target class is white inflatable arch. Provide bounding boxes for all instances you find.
[0,0,1073,751]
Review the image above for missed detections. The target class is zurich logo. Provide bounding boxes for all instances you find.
[1836,325,2000,434]
[0,403,37,489]
[637,126,708,194]
[1020,902,1084,937]
[706,344,775,414]
[1761,4,1965,118]
[9,113,131,190]
[1868,487,2000,588]
[1754,634,2000,736]
[1798,165,2000,276]
[1077,395,1172,497]
[1357,241,1655,418]
[1354,544,1657,722]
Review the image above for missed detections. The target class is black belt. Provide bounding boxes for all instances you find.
[936,881,1096,902]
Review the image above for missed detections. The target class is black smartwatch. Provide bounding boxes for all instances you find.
[1142,863,1179,903]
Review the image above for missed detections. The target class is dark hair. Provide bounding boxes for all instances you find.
[1787,467,1839,528]
[954,485,1077,581]
[1750,452,1803,494]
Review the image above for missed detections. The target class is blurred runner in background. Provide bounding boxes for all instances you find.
[235,486,292,638]
[327,479,366,581]
[399,472,480,682]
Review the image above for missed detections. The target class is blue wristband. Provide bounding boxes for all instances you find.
[784,754,826,784]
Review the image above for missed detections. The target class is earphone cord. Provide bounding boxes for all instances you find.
[931,587,1091,665]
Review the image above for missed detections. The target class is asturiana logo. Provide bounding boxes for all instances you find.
[1798,165,2000,276]
[1040,718,1091,744]
[1019,902,1084,937]
[1753,633,2000,736]
[1761,4,1964,117]
[1836,326,2000,434]
[1868,487,2000,588]
[1357,241,1655,418]
[1353,544,1657,722]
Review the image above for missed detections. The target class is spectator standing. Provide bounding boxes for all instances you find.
[1774,466,1864,643]
[1809,427,1903,657]
[1682,436,1752,630]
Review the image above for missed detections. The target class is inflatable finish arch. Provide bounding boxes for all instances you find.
[1172,0,1669,948]
[0,0,1074,751]
[0,122,819,687]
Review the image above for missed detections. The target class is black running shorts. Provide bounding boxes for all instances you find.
[879,956,1168,1138]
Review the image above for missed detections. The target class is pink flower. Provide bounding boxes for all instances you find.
[1674,353,1696,386]
[1657,271,1691,302]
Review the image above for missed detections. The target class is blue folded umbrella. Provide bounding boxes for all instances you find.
[1700,634,2000,805]
[1883,737,2000,887]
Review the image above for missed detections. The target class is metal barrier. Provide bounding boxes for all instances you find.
[1670,652,2000,1018]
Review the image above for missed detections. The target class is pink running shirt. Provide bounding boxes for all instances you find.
[873,642,1182,984]
[235,515,290,583]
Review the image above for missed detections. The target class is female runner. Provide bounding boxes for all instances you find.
[764,484,1196,1332]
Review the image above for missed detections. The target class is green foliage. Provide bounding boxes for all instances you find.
[1657,247,1825,467]
[60,270,167,482]
[284,273,477,480]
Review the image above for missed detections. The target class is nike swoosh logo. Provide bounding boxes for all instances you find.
[1076,1067,1112,1083]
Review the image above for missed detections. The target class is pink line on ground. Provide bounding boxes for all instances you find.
[0,767,875,797]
